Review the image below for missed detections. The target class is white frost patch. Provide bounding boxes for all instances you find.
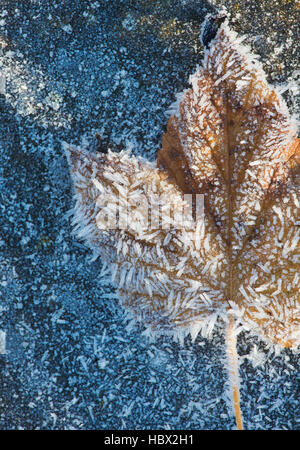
[245,345,267,368]
[0,330,6,354]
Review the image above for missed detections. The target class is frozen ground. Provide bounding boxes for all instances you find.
[0,0,299,430]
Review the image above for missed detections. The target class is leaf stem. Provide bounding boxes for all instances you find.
[226,315,243,430]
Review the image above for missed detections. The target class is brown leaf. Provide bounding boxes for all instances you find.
[66,21,299,349]
[65,16,299,429]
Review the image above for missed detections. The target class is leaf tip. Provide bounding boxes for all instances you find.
[200,12,227,49]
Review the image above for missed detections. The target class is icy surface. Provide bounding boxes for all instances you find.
[0,0,299,430]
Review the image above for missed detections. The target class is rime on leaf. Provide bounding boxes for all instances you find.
[65,17,300,429]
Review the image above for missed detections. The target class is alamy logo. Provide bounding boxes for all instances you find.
[92,178,205,232]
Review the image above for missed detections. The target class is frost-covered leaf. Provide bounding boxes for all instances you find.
[65,15,300,429]
[66,19,299,349]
